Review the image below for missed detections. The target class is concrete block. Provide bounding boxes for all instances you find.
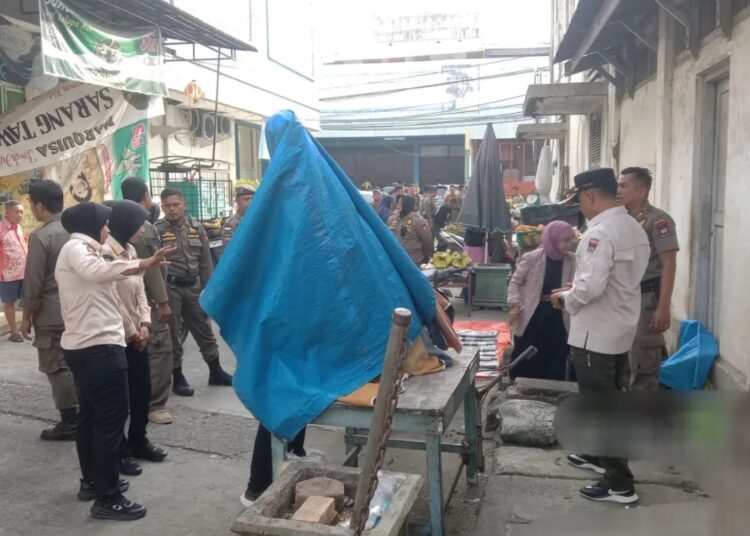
[294,477,345,511]
[493,445,697,488]
[506,378,578,405]
[498,399,557,447]
[292,496,336,525]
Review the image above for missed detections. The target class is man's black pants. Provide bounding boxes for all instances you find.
[65,345,129,500]
[570,346,634,490]
[248,425,306,495]
[121,343,151,456]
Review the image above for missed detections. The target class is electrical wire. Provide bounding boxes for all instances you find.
[321,93,525,118]
[321,66,549,101]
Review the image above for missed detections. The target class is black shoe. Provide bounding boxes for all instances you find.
[131,440,168,463]
[240,486,261,508]
[78,479,129,502]
[580,481,639,504]
[40,408,77,441]
[90,495,147,521]
[172,368,194,397]
[119,456,143,476]
[208,361,233,386]
[567,453,606,475]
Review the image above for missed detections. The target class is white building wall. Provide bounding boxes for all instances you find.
[618,79,658,174]
[664,16,750,386]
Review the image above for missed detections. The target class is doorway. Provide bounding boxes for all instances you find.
[695,74,729,338]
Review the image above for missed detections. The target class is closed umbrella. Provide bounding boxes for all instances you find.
[457,124,511,261]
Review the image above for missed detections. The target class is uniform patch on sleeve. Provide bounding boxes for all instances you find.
[655,219,672,238]
[587,238,599,253]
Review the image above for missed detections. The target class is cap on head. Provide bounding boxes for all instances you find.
[235,185,256,197]
[562,168,618,203]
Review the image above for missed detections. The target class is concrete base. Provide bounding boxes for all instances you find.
[232,463,422,536]
[710,357,748,390]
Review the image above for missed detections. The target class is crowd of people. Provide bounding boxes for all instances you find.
[0,178,257,521]
[369,182,465,266]
[0,165,678,519]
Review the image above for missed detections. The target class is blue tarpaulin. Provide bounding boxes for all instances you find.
[200,111,435,440]
[659,320,719,390]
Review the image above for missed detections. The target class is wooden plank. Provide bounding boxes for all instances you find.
[618,17,658,51]
[570,0,625,72]
[597,49,628,77]
[594,65,619,88]
[718,0,733,38]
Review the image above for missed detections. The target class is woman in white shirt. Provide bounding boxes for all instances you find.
[56,202,172,522]
[102,200,168,478]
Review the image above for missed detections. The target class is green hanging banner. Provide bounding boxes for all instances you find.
[111,120,150,199]
[39,0,167,97]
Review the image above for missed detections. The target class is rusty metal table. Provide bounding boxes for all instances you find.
[271,348,481,536]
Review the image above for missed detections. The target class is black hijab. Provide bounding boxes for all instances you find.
[108,200,149,248]
[400,195,416,219]
[61,202,111,243]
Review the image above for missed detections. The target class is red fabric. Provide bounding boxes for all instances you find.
[454,320,512,367]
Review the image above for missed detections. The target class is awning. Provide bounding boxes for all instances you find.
[523,82,608,116]
[552,0,657,73]
[19,0,256,52]
[516,122,568,140]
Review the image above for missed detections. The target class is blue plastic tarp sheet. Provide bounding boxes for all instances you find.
[200,111,436,440]
[659,320,719,391]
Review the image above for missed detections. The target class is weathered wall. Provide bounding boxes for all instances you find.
[664,15,750,387]
[618,79,658,174]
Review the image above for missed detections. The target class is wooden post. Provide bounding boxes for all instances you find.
[350,308,412,534]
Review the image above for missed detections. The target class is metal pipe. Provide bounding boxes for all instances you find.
[211,47,222,165]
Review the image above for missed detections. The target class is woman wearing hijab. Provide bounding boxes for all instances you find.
[377,195,395,223]
[102,201,168,478]
[55,202,172,521]
[387,195,433,265]
[507,220,577,381]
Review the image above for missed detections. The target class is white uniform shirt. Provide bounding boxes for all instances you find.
[55,233,140,350]
[562,206,649,355]
[101,236,151,341]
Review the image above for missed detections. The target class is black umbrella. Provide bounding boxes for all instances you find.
[457,124,511,261]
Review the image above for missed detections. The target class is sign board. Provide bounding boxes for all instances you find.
[39,0,167,96]
[0,80,163,177]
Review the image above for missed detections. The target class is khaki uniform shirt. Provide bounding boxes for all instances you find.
[562,206,650,355]
[221,213,242,248]
[133,219,168,305]
[634,201,679,281]
[388,212,433,265]
[156,217,213,288]
[55,233,139,350]
[101,236,150,340]
[419,197,436,225]
[21,215,68,329]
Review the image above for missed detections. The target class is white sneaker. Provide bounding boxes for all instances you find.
[148,409,173,425]
[287,449,327,464]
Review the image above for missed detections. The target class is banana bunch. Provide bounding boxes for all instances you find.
[431,251,472,269]
[516,224,545,232]
[201,218,223,230]
[443,223,465,235]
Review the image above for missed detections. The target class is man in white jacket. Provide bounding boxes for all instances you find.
[551,168,649,504]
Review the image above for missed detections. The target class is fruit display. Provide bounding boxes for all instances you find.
[431,251,472,269]
[516,224,544,248]
[442,223,465,235]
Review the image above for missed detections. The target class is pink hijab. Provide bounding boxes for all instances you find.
[540,220,575,261]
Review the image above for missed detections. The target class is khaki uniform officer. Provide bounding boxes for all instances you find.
[219,185,255,259]
[388,195,433,265]
[21,180,78,441]
[156,188,233,397]
[617,167,679,391]
[121,177,175,424]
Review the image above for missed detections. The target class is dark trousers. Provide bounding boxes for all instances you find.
[121,343,151,457]
[65,345,129,500]
[247,425,306,495]
[570,346,634,490]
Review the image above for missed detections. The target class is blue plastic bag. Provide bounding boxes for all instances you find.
[659,320,719,390]
[200,111,435,440]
